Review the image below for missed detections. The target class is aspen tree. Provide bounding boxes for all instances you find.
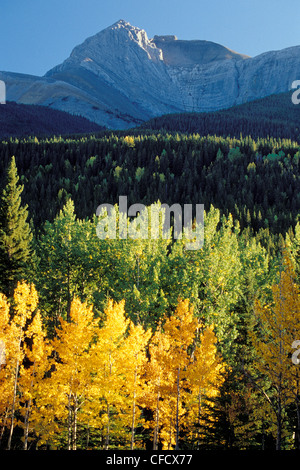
[143,321,172,450]
[91,299,130,449]
[250,253,300,450]
[144,300,198,450]
[162,299,198,449]
[186,325,226,447]
[121,322,151,449]
[18,309,49,449]
[0,293,13,445]
[7,282,38,449]
[42,298,98,449]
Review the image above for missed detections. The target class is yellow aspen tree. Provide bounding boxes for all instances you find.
[143,299,198,450]
[90,299,130,449]
[0,292,13,445]
[250,253,300,450]
[17,309,49,450]
[162,299,198,450]
[142,321,172,450]
[185,325,226,447]
[41,297,98,450]
[7,282,38,450]
[120,322,151,449]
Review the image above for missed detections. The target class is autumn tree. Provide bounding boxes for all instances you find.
[142,320,173,450]
[164,207,243,360]
[143,299,226,450]
[17,307,49,449]
[249,253,300,450]
[119,322,151,449]
[0,292,13,446]
[0,282,38,449]
[161,299,198,449]
[39,297,98,450]
[90,299,130,449]
[185,325,226,448]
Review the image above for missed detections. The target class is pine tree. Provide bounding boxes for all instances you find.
[0,157,33,297]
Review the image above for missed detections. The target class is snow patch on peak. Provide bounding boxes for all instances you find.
[112,19,132,28]
[102,19,163,63]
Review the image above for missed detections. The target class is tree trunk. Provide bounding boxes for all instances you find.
[24,361,36,450]
[7,357,19,450]
[131,366,137,450]
[0,407,9,446]
[153,387,160,450]
[67,264,71,323]
[295,381,300,450]
[276,391,282,450]
[175,366,180,450]
[86,423,90,449]
[72,401,77,451]
[23,398,31,450]
[67,394,72,450]
[196,388,202,449]
[105,403,110,450]
[7,331,22,450]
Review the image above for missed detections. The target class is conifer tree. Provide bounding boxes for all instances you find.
[0,157,33,297]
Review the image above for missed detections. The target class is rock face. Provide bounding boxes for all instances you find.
[1,19,300,129]
[152,35,249,66]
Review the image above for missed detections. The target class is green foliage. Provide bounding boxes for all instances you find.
[142,91,300,142]
[0,130,300,450]
[0,131,299,239]
[0,157,34,297]
[228,147,243,162]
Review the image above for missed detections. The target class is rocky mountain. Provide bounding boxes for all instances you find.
[1,20,300,129]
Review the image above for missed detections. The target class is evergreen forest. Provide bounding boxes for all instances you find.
[1,128,300,451]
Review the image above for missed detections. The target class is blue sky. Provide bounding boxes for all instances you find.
[1,0,299,76]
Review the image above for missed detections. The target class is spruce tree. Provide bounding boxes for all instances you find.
[0,156,33,297]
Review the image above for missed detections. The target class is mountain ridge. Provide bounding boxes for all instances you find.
[1,20,300,129]
[139,91,300,141]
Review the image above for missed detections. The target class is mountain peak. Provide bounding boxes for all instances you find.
[112,19,131,27]
[108,19,142,33]
[6,19,300,130]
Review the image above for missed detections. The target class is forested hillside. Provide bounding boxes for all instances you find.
[1,131,300,238]
[0,130,300,450]
[141,92,300,141]
[0,101,103,138]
